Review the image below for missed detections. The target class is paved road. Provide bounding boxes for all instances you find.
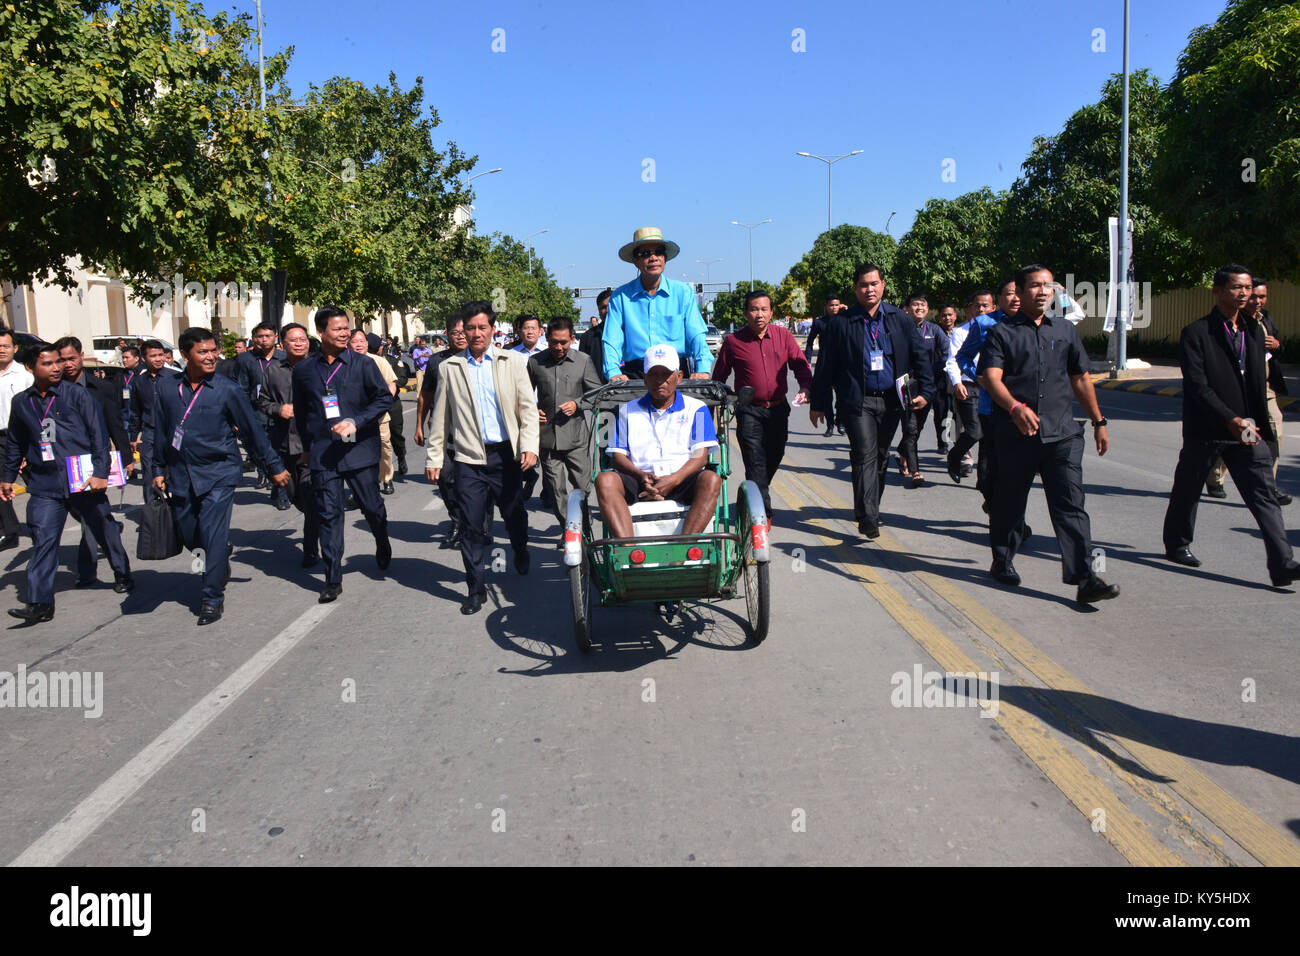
[1,389,1297,865]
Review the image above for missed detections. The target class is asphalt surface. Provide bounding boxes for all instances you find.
[1,388,1297,866]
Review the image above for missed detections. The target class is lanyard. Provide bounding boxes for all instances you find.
[124,371,135,388]
[29,393,55,422]
[259,355,272,377]
[1224,322,1245,368]
[177,381,205,426]
[319,356,344,388]
[867,317,882,350]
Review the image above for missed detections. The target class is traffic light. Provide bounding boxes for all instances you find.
[572,288,581,298]
[695,283,704,293]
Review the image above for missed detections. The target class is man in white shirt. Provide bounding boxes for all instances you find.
[595,344,721,537]
[0,329,35,549]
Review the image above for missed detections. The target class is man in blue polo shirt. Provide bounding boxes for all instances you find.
[602,227,713,381]
[595,345,721,537]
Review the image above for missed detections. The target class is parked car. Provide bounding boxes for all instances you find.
[92,335,181,367]
[705,324,723,352]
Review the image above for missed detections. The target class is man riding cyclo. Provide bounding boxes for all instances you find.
[594,345,721,538]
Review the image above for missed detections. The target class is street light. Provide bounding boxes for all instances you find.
[885,210,897,235]
[796,150,864,232]
[1116,0,1132,373]
[696,257,722,285]
[466,167,503,185]
[523,228,549,274]
[730,219,771,290]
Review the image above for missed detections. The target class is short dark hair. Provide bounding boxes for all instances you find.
[142,339,167,356]
[121,345,141,359]
[251,321,277,336]
[825,294,841,304]
[965,289,994,305]
[0,327,15,346]
[25,343,60,367]
[1212,264,1252,289]
[905,292,928,306]
[1251,276,1267,288]
[546,316,574,336]
[596,288,612,307]
[313,304,349,332]
[1014,265,1051,290]
[853,263,884,284]
[446,312,465,331]
[516,313,541,330]
[179,327,216,352]
[280,322,308,339]
[743,290,772,309]
[996,278,1017,298]
[53,335,83,354]
[461,300,496,325]
[937,302,957,313]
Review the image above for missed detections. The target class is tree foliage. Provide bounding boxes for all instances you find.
[712,279,776,329]
[1156,0,1300,281]
[782,225,897,312]
[893,187,1011,306]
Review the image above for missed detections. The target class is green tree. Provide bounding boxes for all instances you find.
[0,0,272,290]
[999,69,1203,294]
[783,225,897,311]
[1156,0,1300,281]
[711,280,775,329]
[893,187,1011,306]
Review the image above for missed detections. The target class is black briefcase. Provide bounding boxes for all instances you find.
[136,490,183,560]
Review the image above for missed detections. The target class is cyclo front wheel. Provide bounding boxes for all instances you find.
[738,490,770,644]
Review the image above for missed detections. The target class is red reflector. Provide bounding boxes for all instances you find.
[687,546,703,560]
[564,529,580,544]
[630,549,646,564]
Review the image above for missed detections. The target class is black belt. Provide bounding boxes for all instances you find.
[864,389,890,398]
[485,441,511,452]
[747,398,788,409]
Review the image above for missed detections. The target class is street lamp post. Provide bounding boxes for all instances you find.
[466,167,503,185]
[730,220,771,290]
[796,150,864,232]
[696,257,722,285]
[1116,0,1131,373]
[523,228,549,274]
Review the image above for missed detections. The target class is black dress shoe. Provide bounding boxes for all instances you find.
[8,603,54,624]
[946,450,963,484]
[836,425,845,435]
[515,548,530,575]
[197,605,223,625]
[1205,486,1227,499]
[1276,491,1292,506]
[275,496,292,511]
[1270,562,1300,587]
[1166,547,1201,567]
[74,576,97,588]
[113,572,134,594]
[857,519,880,539]
[0,534,18,551]
[301,552,320,568]
[318,583,342,604]
[823,426,834,437]
[255,475,270,490]
[1021,523,1032,540]
[460,592,486,615]
[381,481,395,496]
[990,561,1021,586]
[396,457,407,476]
[1076,576,1121,604]
[376,537,392,570]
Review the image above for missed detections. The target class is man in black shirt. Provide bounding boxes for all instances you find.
[577,289,612,384]
[1161,265,1299,586]
[237,321,286,501]
[978,264,1119,604]
[128,340,177,501]
[804,295,845,436]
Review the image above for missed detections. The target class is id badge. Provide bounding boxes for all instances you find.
[121,386,131,400]
[323,390,341,420]
[869,348,885,372]
[172,425,184,450]
[40,441,55,462]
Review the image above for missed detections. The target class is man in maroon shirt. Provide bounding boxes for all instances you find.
[712,290,813,523]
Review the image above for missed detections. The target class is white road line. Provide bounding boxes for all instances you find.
[422,496,444,511]
[8,601,339,867]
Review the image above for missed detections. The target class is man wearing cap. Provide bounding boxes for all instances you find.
[602,227,713,382]
[595,344,721,537]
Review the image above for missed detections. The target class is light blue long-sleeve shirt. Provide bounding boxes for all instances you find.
[465,349,509,444]
[601,275,713,378]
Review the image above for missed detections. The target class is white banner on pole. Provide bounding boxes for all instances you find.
[1104,216,1135,333]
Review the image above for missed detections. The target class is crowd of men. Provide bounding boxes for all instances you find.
[0,225,1294,626]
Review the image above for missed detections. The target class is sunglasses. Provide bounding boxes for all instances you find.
[634,246,667,259]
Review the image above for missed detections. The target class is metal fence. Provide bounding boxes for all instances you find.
[1074,280,1300,344]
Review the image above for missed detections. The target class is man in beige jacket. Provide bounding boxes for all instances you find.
[425,300,540,615]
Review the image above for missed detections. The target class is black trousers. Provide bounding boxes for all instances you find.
[1162,438,1293,576]
[456,442,529,596]
[282,452,320,558]
[813,354,837,427]
[315,464,388,586]
[735,402,790,515]
[843,394,902,525]
[949,386,982,463]
[437,447,464,530]
[976,413,995,500]
[931,389,951,448]
[989,425,1094,584]
[388,396,406,465]
[897,406,932,475]
[0,430,18,538]
[26,492,129,605]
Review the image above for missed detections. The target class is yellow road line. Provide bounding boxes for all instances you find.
[791,469,1300,867]
[769,471,1184,866]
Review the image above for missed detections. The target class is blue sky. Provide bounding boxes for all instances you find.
[253,0,1228,310]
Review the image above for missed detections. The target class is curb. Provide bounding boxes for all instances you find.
[1089,374,1299,411]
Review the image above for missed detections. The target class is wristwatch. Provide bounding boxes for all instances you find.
[1091,417,1108,428]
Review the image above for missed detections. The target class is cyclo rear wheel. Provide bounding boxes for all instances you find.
[738,493,770,644]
